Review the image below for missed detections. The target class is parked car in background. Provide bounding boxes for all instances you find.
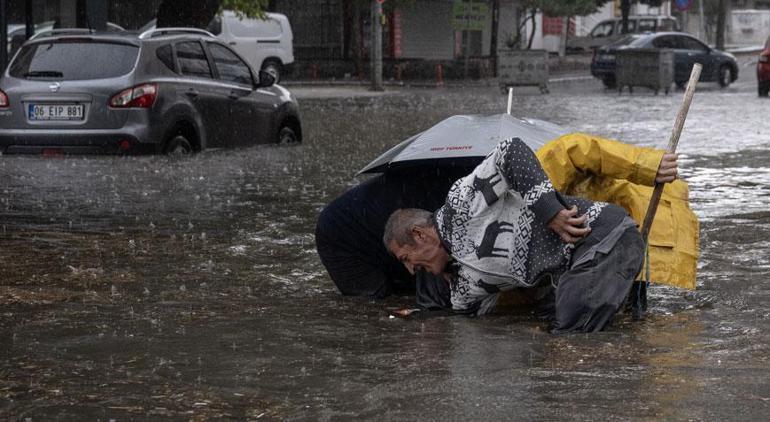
[141,11,294,83]
[568,15,680,52]
[757,36,770,97]
[0,28,302,155]
[591,32,739,89]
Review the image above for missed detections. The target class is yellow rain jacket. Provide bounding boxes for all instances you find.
[536,133,699,290]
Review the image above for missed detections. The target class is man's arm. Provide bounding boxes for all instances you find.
[494,137,589,242]
[536,133,676,191]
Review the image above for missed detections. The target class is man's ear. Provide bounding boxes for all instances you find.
[411,225,425,241]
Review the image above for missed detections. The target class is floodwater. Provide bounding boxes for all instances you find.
[2,71,770,420]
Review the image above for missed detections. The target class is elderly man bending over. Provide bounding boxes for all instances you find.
[384,136,678,333]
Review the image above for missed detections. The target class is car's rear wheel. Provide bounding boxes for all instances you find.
[759,81,769,97]
[718,65,733,88]
[164,135,193,156]
[261,60,282,84]
[278,126,298,144]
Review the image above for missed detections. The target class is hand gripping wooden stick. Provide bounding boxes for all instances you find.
[640,63,702,242]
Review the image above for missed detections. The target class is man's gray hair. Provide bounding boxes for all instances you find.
[383,208,435,250]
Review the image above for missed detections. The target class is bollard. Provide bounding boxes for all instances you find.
[436,64,444,87]
[311,63,320,81]
[396,64,403,82]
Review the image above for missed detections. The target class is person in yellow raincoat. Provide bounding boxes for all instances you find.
[536,132,699,290]
[316,130,697,317]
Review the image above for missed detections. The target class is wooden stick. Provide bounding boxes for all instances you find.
[640,63,702,242]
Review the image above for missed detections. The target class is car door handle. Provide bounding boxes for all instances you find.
[185,89,199,98]
[228,41,237,46]
[228,91,240,100]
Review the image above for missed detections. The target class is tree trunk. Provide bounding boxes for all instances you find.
[620,0,630,34]
[343,0,353,60]
[370,0,383,91]
[157,0,221,29]
[715,0,726,50]
[353,4,363,79]
[527,9,536,50]
[558,16,568,57]
[490,0,499,76]
[0,0,7,72]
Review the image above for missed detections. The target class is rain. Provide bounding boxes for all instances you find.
[1,71,769,418]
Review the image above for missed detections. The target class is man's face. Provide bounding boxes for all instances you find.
[388,226,451,276]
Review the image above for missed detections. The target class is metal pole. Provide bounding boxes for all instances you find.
[25,0,33,39]
[1,0,8,72]
[463,2,470,79]
[370,0,383,91]
[698,0,706,41]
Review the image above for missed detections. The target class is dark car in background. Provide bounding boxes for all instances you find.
[591,32,739,89]
[0,28,302,155]
[758,36,770,97]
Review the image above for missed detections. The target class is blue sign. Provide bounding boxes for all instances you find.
[674,0,693,11]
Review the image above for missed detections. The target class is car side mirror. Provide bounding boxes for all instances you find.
[256,70,276,88]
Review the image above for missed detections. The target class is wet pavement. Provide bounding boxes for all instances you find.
[2,65,770,420]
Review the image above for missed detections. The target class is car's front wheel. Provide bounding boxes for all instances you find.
[278,126,299,144]
[759,81,769,97]
[164,135,193,156]
[718,65,733,88]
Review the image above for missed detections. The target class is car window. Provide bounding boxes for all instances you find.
[229,16,282,38]
[678,36,708,51]
[609,34,643,47]
[156,44,176,73]
[659,19,678,31]
[590,21,614,38]
[175,41,212,79]
[638,19,656,32]
[208,43,253,86]
[9,41,138,80]
[622,20,637,33]
[652,35,677,49]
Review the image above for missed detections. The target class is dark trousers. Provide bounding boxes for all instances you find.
[551,226,645,334]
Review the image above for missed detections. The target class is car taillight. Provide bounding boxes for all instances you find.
[0,90,8,108]
[760,53,769,63]
[110,83,157,108]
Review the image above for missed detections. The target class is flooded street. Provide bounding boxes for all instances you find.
[2,73,770,420]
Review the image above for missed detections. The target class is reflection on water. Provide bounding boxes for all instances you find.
[1,85,770,419]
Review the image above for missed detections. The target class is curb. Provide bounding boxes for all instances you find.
[283,73,594,90]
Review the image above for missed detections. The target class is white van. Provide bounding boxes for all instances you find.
[141,11,294,83]
[206,11,294,83]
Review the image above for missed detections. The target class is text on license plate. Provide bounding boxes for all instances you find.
[28,104,84,121]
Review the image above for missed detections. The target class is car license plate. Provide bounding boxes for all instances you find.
[28,104,84,121]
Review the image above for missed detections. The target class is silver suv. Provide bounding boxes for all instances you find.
[0,28,302,154]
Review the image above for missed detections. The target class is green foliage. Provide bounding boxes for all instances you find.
[220,0,269,18]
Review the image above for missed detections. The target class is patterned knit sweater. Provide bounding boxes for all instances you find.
[434,137,627,315]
